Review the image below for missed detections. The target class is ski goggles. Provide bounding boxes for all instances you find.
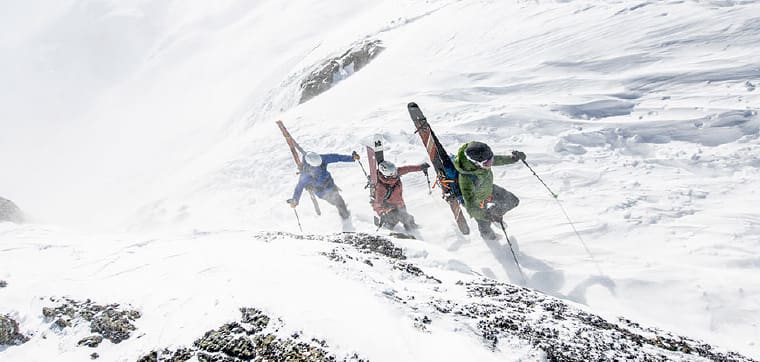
[466,153,494,168]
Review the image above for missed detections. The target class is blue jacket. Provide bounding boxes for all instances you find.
[292,153,354,202]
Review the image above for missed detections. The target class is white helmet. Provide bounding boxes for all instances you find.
[378,161,397,177]
[304,152,322,167]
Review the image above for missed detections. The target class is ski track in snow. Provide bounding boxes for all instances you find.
[2,0,760,360]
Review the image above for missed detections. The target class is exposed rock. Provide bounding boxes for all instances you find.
[450,279,755,361]
[139,308,367,362]
[394,262,442,284]
[78,335,104,348]
[298,232,756,361]
[136,348,192,362]
[90,353,99,360]
[259,231,405,260]
[43,298,141,344]
[0,197,24,223]
[299,39,384,104]
[0,280,7,288]
[239,307,269,334]
[0,315,29,346]
[91,308,140,343]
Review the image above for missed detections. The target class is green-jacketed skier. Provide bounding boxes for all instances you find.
[452,141,526,240]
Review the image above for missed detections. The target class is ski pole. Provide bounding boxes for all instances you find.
[422,168,432,195]
[293,208,303,233]
[357,159,369,178]
[520,159,604,276]
[521,159,558,199]
[375,214,385,232]
[498,219,527,285]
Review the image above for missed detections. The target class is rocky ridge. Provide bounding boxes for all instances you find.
[300,232,756,362]
[137,308,366,362]
[42,297,142,347]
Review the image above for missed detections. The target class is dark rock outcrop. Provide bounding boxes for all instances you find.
[456,279,754,361]
[43,298,141,344]
[299,39,384,104]
[299,233,757,361]
[78,335,104,348]
[259,231,405,260]
[138,308,367,362]
[0,197,24,223]
[0,315,29,346]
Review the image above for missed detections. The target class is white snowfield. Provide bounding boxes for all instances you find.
[1,0,759,361]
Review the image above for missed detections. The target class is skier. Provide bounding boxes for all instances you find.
[373,161,430,231]
[452,141,526,240]
[287,151,360,220]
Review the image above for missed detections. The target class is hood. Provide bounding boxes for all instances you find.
[454,142,489,176]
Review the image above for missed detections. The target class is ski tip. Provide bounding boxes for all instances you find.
[407,102,418,108]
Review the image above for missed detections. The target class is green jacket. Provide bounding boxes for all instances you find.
[452,142,517,221]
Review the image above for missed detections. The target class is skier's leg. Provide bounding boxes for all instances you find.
[397,207,418,231]
[322,189,350,219]
[476,218,499,240]
[490,185,519,220]
[380,209,401,229]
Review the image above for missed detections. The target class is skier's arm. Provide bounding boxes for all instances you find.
[321,153,354,164]
[291,174,309,203]
[493,150,526,166]
[397,164,424,176]
[493,155,517,166]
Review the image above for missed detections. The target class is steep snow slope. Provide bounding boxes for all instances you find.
[2,0,760,360]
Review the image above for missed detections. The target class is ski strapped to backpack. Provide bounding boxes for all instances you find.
[366,134,385,227]
[407,102,470,235]
[276,120,321,215]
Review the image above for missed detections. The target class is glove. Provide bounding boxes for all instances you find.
[511,150,526,161]
[286,199,298,208]
[352,151,360,161]
[420,162,430,170]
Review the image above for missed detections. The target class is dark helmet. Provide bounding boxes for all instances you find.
[464,141,494,168]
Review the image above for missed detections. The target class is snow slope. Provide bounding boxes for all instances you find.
[2,0,760,360]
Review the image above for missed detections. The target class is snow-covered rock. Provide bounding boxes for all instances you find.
[0,315,28,347]
[0,197,23,223]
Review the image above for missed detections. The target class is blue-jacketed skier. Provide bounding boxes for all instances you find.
[287,151,360,219]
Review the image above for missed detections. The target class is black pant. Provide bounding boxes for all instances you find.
[378,206,417,231]
[485,185,519,221]
[478,185,519,239]
[321,189,350,219]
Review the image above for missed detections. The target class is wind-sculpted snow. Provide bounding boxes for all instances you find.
[3,0,760,359]
[555,110,759,155]
[552,100,636,120]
